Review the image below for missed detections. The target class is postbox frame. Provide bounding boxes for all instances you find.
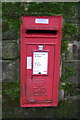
[20,16,62,107]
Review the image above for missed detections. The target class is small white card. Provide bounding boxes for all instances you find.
[35,18,49,24]
[27,57,32,69]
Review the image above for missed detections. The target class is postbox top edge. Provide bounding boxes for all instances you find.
[22,15,62,20]
[21,16,62,29]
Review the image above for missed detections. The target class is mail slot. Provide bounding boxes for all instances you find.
[20,16,62,107]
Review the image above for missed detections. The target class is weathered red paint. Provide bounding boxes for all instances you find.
[20,16,62,107]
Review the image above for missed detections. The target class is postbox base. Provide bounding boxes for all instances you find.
[20,102,58,107]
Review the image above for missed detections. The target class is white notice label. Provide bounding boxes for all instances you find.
[33,52,48,74]
[27,57,32,69]
[35,18,49,24]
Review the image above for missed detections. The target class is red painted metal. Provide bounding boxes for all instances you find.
[20,16,62,107]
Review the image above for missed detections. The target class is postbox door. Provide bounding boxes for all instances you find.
[26,44,55,103]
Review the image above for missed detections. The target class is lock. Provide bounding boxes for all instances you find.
[38,45,44,50]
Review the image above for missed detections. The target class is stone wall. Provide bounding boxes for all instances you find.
[59,40,80,99]
[62,41,80,84]
[2,31,20,82]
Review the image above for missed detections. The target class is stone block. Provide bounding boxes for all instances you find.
[2,40,19,60]
[62,60,80,84]
[0,42,2,60]
[2,30,18,40]
[2,60,19,82]
[59,89,64,100]
[65,41,80,61]
[65,43,73,60]
[72,41,78,60]
[65,41,79,61]
[0,60,2,81]
[78,41,80,60]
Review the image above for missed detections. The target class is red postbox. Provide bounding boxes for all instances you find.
[20,16,62,107]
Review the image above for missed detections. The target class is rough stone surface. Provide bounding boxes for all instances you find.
[65,43,73,60]
[72,41,78,60]
[0,60,2,81]
[2,40,19,59]
[78,41,80,60]
[2,60,19,82]
[62,60,80,84]
[65,41,79,61]
[0,42,2,60]
[59,89,64,100]
[2,30,18,40]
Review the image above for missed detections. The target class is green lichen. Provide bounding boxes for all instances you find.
[60,66,76,82]
[2,81,20,100]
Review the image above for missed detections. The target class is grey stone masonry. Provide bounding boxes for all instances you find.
[62,60,80,84]
[65,41,80,61]
[2,40,19,60]
[2,29,20,81]
[2,60,19,82]
[2,30,18,40]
